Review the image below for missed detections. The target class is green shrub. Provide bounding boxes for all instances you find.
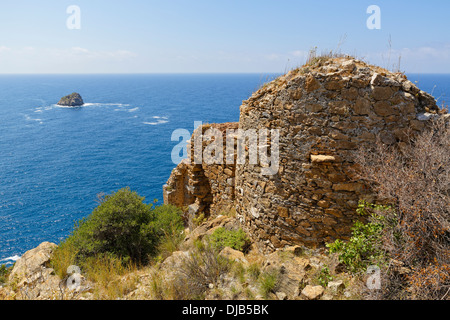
[327,201,389,274]
[317,266,333,287]
[153,204,184,238]
[50,188,188,298]
[209,227,251,253]
[52,188,187,277]
[153,204,185,259]
[68,187,158,264]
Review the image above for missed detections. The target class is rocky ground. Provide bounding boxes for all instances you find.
[0,215,363,300]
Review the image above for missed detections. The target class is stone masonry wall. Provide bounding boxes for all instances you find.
[164,57,444,252]
[164,122,239,218]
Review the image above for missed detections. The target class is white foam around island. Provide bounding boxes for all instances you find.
[143,120,169,125]
[1,255,21,262]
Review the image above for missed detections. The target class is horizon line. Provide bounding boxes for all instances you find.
[0,72,282,75]
[0,71,450,76]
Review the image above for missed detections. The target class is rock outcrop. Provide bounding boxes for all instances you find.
[8,242,57,284]
[163,56,446,252]
[3,242,92,300]
[5,242,60,299]
[1,218,358,300]
[57,92,84,106]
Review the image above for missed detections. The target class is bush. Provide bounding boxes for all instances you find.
[53,188,186,274]
[176,241,231,299]
[327,203,388,274]
[153,204,185,259]
[0,264,12,285]
[317,266,334,287]
[153,204,184,237]
[209,227,251,253]
[68,187,158,264]
[355,119,450,299]
[48,188,188,299]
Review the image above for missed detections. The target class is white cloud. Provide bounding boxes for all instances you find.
[0,46,139,73]
[55,47,137,61]
[290,50,308,58]
[262,50,307,63]
[399,45,450,60]
[71,47,90,54]
[363,43,450,73]
[0,46,11,53]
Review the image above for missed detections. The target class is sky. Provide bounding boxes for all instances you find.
[0,0,449,74]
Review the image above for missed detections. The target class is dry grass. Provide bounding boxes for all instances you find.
[177,242,231,299]
[50,240,79,279]
[356,118,450,299]
[81,254,139,299]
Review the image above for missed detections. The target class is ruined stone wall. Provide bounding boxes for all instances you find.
[234,57,440,251]
[164,57,443,252]
[164,122,238,217]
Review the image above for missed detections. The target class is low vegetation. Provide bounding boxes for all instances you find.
[174,240,232,300]
[327,201,389,274]
[50,187,184,298]
[0,265,12,285]
[209,227,251,253]
[258,270,279,299]
[328,119,450,300]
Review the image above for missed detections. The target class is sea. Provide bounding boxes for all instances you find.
[0,73,448,266]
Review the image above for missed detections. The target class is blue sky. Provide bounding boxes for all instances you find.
[0,0,449,73]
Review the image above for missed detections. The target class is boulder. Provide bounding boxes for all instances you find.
[181,215,234,249]
[275,291,287,300]
[301,285,324,300]
[262,250,311,298]
[327,280,345,294]
[7,242,62,299]
[219,247,248,265]
[9,242,57,283]
[161,251,189,271]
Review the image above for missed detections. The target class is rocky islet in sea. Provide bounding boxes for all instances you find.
[57,92,84,107]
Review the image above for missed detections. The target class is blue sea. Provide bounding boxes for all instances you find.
[0,73,448,265]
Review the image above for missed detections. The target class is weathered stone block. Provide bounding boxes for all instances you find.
[311,155,336,163]
[305,75,321,92]
[277,206,289,218]
[373,100,397,116]
[372,86,393,100]
[353,97,371,115]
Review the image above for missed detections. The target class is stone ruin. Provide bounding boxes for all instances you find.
[163,56,444,252]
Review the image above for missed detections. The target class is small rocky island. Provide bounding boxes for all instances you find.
[57,92,84,107]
